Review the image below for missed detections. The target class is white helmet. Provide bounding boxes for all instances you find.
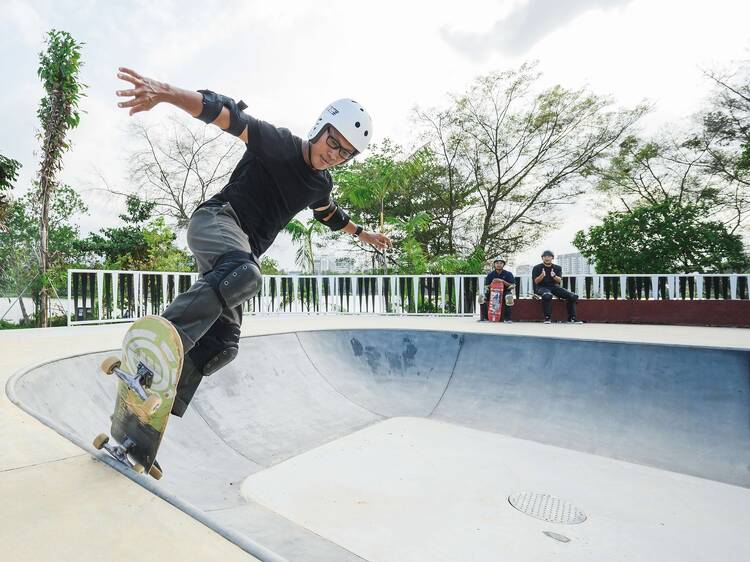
[308,99,373,154]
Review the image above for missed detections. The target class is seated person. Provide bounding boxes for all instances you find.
[532,250,581,324]
[481,258,515,322]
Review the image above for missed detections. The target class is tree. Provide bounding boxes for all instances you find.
[333,140,417,272]
[142,217,194,272]
[682,62,750,233]
[413,107,480,256]
[439,63,645,259]
[0,154,21,227]
[284,217,326,273]
[573,199,748,274]
[80,195,193,271]
[333,141,456,272]
[0,186,88,324]
[593,135,715,208]
[385,212,431,274]
[259,256,281,275]
[104,115,243,228]
[35,29,85,327]
[0,197,41,323]
[592,128,749,236]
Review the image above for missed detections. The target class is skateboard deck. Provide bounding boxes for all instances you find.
[488,279,505,322]
[93,315,183,479]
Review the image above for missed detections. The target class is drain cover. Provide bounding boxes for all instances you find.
[508,491,587,524]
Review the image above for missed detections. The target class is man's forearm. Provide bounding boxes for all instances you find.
[342,221,362,238]
[159,84,204,118]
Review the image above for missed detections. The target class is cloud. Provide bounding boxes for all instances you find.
[2,0,46,46]
[441,0,634,58]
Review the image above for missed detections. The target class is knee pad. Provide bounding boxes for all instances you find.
[204,250,262,308]
[189,318,241,376]
[541,293,553,301]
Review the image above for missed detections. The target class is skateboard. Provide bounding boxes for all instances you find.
[93,315,183,479]
[505,285,515,308]
[487,279,505,322]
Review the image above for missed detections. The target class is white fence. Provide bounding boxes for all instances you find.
[66,269,750,326]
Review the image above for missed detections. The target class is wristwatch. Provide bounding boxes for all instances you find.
[353,225,363,237]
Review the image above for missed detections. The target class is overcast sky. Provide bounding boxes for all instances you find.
[2,0,748,270]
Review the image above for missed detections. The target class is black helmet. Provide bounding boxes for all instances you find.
[541,250,554,258]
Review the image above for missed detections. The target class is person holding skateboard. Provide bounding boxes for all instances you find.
[481,258,515,322]
[115,67,391,416]
[532,250,581,324]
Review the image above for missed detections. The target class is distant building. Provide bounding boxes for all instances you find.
[556,252,596,275]
[312,255,332,274]
[514,253,594,277]
[313,254,357,274]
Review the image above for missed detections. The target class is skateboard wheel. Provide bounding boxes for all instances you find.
[100,356,121,375]
[143,394,162,416]
[93,433,109,450]
[132,463,145,474]
[148,464,163,480]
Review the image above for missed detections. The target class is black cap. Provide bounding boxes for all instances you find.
[541,250,554,258]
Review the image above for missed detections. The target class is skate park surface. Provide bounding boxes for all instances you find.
[2,316,750,562]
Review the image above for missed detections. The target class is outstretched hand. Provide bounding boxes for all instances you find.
[116,67,167,115]
[361,231,391,251]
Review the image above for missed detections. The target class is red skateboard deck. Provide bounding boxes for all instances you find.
[488,279,505,322]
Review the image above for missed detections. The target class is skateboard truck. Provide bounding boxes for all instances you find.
[135,362,155,391]
[94,434,141,471]
[100,356,162,415]
[102,359,153,401]
[93,433,163,479]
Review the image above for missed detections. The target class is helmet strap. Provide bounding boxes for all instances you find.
[304,140,322,172]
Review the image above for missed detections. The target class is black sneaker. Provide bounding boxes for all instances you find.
[568,318,583,324]
[543,317,552,324]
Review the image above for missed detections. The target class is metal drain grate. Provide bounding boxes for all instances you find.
[508,491,587,524]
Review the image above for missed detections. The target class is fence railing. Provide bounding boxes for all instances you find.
[66,269,750,325]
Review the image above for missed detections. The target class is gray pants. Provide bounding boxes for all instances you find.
[162,202,257,415]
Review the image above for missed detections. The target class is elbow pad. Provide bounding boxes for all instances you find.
[196,90,250,137]
[313,200,350,231]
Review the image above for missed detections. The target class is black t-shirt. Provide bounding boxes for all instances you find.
[203,115,333,256]
[484,269,515,291]
[532,263,563,288]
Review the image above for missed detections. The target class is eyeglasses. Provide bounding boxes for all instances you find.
[325,128,355,160]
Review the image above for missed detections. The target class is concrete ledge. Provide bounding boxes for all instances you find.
[509,299,750,327]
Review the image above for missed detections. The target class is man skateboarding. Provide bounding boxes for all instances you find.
[116,67,391,416]
[481,258,515,322]
[532,250,581,324]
